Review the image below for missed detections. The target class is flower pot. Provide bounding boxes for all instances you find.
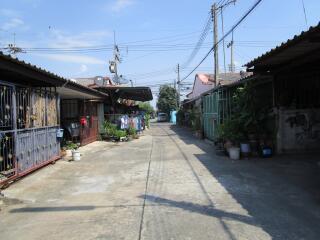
[229,147,240,160]
[65,149,73,157]
[240,143,251,157]
[72,150,81,161]
[224,140,233,152]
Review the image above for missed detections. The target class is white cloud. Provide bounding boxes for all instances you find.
[110,0,135,12]
[1,18,25,31]
[34,53,106,65]
[48,29,111,48]
[0,9,20,17]
[80,64,88,73]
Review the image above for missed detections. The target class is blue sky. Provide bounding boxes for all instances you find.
[1,0,320,105]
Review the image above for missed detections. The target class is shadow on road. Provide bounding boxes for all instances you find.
[165,124,320,240]
[139,194,254,225]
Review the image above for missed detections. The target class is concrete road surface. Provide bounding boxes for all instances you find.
[1,123,320,240]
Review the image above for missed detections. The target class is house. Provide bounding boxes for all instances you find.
[245,23,320,153]
[180,72,251,133]
[186,72,250,100]
[75,77,153,133]
[0,52,106,185]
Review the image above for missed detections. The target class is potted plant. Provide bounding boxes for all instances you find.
[64,142,78,158]
[126,126,137,141]
[218,119,244,160]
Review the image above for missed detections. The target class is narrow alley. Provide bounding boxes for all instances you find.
[1,123,320,240]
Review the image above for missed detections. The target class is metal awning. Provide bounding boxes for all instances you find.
[0,51,107,100]
[94,86,153,102]
[245,23,320,72]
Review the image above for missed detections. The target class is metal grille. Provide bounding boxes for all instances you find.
[0,85,13,130]
[80,116,98,146]
[0,82,60,184]
[16,87,32,129]
[0,132,15,179]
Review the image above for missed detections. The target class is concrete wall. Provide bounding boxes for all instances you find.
[188,77,214,100]
[277,108,320,153]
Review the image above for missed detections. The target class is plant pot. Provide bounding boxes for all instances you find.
[65,149,73,157]
[240,143,251,157]
[72,150,81,161]
[229,147,240,160]
[224,140,233,152]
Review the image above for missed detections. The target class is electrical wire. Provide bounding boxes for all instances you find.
[181,12,212,69]
[181,0,264,82]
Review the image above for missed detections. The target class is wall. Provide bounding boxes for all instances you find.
[188,76,214,100]
[277,108,320,153]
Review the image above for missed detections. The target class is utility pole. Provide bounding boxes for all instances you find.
[227,31,235,73]
[109,31,121,84]
[212,3,219,87]
[177,64,181,107]
[230,33,235,73]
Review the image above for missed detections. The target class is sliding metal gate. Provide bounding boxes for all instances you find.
[0,82,60,185]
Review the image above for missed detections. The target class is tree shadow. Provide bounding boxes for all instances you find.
[139,194,255,225]
[164,125,320,240]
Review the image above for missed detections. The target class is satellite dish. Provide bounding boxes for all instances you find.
[94,76,104,86]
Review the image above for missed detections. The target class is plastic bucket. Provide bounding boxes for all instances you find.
[240,143,251,153]
[72,151,81,161]
[66,149,73,157]
[229,147,240,160]
[56,129,64,138]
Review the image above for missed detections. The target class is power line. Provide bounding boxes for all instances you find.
[181,12,212,69]
[181,0,264,82]
[301,0,308,25]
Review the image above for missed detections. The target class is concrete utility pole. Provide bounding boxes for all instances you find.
[212,3,219,87]
[228,31,235,73]
[177,64,181,107]
[230,33,235,73]
[109,31,121,85]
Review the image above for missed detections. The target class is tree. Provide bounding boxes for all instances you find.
[138,102,154,114]
[157,85,178,115]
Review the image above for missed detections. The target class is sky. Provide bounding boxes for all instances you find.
[1,0,320,107]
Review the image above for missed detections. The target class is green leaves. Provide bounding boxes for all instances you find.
[157,85,178,115]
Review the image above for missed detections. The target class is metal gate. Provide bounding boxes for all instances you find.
[80,116,98,146]
[202,93,218,141]
[202,88,233,141]
[0,82,60,185]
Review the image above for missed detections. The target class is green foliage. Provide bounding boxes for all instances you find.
[115,130,127,139]
[138,102,154,114]
[232,82,272,136]
[103,121,117,137]
[65,142,78,150]
[145,113,151,129]
[127,126,137,136]
[190,108,201,131]
[216,120,245,143]
[176,109,185,126]
[157,85,178,116]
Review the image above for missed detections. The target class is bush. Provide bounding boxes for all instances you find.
[127,126,137,136]
[103,121,117,137]
[145,114,150,129]
[115,130,127,139]
[65,142,78,150]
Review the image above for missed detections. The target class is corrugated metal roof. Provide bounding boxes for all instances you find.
[245,22,320,69]
[94,86,153,102]
[0,51,107,99]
